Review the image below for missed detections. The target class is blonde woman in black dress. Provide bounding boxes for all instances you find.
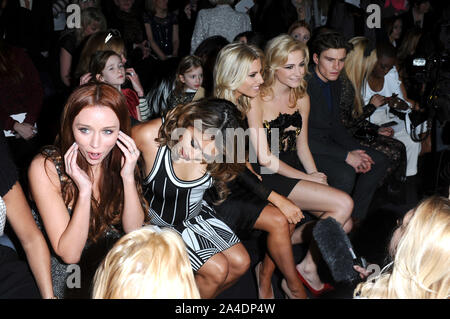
[248,36,354,297]
[214,42,308,299]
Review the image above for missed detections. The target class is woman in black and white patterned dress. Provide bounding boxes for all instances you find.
[131,98,250,298]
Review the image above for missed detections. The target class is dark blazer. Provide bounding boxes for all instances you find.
[306,66,362,162]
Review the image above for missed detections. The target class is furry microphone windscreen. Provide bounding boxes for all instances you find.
[312,217,359,283]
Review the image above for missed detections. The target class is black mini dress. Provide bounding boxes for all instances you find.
[207,111,304,238]
[252,110,304,197]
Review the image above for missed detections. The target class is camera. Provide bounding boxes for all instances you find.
[409,52,450,123]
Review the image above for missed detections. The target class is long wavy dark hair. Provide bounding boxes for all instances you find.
[45,83,147,242]
[156,98,245,203]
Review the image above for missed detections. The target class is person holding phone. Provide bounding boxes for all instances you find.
[341,37,407,189]
[362,41,422,180]
[28,83,146,298]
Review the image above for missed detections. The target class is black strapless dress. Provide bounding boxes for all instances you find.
[252,110,305,197]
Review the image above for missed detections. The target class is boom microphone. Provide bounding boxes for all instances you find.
[312,217,366,283]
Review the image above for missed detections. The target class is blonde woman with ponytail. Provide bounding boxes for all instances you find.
[341,36,407,186]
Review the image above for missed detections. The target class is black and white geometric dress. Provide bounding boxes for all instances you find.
[143,145,241,271]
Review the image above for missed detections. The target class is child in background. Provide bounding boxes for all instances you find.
[167,55,204,111]
[92,225,200,299]
[89,50,148,123]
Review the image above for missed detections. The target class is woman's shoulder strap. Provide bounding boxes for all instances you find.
[40,146,67,184]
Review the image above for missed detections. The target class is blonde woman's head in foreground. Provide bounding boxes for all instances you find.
[355,196,450,299]
[92,225,200,299]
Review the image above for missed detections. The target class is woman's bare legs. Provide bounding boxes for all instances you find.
[195,243,250,299]
[253,205,307,299]
[287,180,354,291]
[219,244,251,293]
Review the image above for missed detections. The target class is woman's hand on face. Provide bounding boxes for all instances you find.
[64,143,92,194]
[125,68,144,97]
[307,171,328,185]
[275,195,304,224]
[116,131,140,181]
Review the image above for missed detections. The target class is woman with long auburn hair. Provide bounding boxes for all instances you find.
[28,83,146,298]
[131,98,251,299]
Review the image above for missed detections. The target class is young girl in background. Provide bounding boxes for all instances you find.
[167,55,205,111]
[89,50,149,123]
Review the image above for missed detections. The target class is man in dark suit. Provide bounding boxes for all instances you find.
[306,31,388,223]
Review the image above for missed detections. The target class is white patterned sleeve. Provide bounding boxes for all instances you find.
[0,196,6,236]
[190,10,206,54]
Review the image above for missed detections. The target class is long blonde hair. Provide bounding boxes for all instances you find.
[344,37,377,118]
[92,225,200,299]
[214,42,264,117]
[354,196,450,299]
[260,34,309,107]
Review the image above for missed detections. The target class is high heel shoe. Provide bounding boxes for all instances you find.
[281,279,307,299]
[296,268,334,297]
[254,262,274,299]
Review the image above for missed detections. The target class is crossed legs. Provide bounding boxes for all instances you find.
[253,205,307,299]
[288,180,354,291]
